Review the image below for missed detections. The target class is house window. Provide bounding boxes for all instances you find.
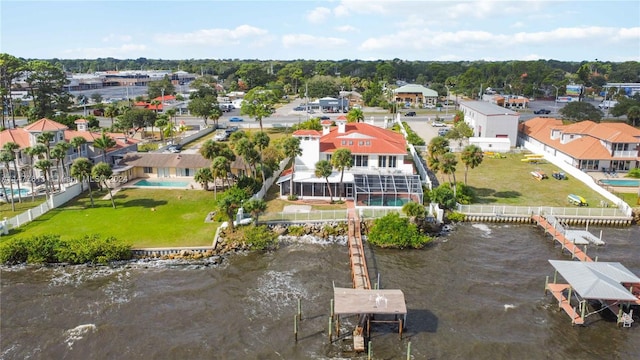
[379,156,396,168]
[359,141,364,146]
[365,141,370,146]
[352,155,368,167]
[349,141,353,145]
[341,140,346,145]
[326,154,332,161]
[143,167,153,174]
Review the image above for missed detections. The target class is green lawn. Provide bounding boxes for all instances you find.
[0,195,49,219]
[454,153,625,207]
[2,188,221,248]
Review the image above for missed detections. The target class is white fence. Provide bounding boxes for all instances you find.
[4,182,84,231]
[260,210,348,223]
[252,158,289,201]
[457,204,629,218]
[395,114,432,189]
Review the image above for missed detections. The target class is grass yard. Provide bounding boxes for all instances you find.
[2,188,220,248]
[263,183,347,213]
[457,153,613,207]
[0,195,49,219]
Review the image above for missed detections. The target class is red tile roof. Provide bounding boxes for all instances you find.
[520,117,640,160]
[23,118,68,132]
[0,128,31,148]
[293,130,322,136]
[319,122,406,155]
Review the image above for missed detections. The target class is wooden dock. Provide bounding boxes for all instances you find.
[532,215,593,262]
[545,283,585,325]
[347,204,371,290]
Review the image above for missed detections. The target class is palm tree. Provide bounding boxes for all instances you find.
[211,156,230,194]
[70,157,94,206]
[627,105,640,127]
[194,167,213,191]
[460,145,484,185]
[34,159,53,197]
[440,152,458,198]
[427,136,450,183]
[3,142,22,204]
[93,131,116,163]
[314,159,334,202]
[347,108,364,123]
[23,146,37,201]
[92,162,116,208]
[282,137,302,199]
[104,103,120,128]
[70,136,87,158]
[155,118,168,143]
[50,143,68,191]
[235,138,256,177]
[330,148,353,200]
[243,198,267,224]
[0,150,16,211]
[36,132,55,190]
[253,131,270,184]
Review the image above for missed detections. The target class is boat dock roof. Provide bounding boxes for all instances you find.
[333,288,407,315]
[548,260,640,301]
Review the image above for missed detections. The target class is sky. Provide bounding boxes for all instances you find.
[1,0,639,62]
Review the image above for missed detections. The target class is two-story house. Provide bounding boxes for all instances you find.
[518,117,640,172]
[277,118,423,207]
[459,100,520,148]
[0,118,139,189]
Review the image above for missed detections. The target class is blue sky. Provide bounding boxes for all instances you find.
[2,0,639,62]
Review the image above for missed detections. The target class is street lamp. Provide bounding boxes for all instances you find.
[445,85,450,118]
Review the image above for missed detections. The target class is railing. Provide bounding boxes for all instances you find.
[457,204,630,218]
[612,150,638,158]
[357,207,405,219]
[259,210,348,223]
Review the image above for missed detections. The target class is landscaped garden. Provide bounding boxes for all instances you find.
[1,188,220,248]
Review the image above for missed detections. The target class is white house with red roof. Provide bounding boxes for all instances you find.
[518,117,640,172]
[277,118,423,206]
[0,118,139,186]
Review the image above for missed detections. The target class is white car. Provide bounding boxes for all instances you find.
[432,121,447,127]
[424,104,436,109]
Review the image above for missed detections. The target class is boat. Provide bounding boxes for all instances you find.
[524,154,544,158]
[531,171,547,181]
[567,194,588,206]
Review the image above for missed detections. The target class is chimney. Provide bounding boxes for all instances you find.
[74,119,88,132]
[336,119,346,134]
[321,120,331,136]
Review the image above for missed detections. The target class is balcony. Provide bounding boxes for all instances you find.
[612,150,638,158]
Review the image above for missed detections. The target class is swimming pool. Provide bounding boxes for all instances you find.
[3,188,30,196]
[133,179,190,188]
[599,178,640,187]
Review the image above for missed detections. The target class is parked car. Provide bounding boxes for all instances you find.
[438,128,450,136]
[293,106,305,111]
[214,131,229,141]
[424,104,436,109]
[432,121,447,127]
[405,111,417,116]
[229,117,244,122]
[533,109,551,114]
[319,115,330,120]
[93,108,105,116]
[225,126,239,134]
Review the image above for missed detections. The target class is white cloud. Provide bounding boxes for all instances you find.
[155,25,268,45]
[282,34,348,49]
[335,25,358,33]
[307,7,331,24]
[511,21,525,29]
[101,34,132,43]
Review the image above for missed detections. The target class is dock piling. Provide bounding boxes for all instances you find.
[328,316,333,342]
[368,341,372,360]
[406,341,412,360]
[294,315,298,342]
[298,298,302,321]
[545,276,549,294]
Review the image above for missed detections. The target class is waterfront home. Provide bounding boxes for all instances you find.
[276,118,423,206]
[518,117,640,172]
[459,100,520,148]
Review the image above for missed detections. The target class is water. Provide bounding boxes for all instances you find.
[132,179,190,187]
[599,179,640,187]
[1,224,639,359]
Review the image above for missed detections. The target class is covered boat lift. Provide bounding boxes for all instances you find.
[332,288,407,351]
[545,260,640,327]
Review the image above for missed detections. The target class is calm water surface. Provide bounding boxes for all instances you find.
[1,224,639,359]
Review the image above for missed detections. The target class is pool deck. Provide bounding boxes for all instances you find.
[587,172,639,194]
[103,178,202,200]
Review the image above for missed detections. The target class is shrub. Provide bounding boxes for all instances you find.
[367,213,432,249]
[236,175,262,194]
[287,225,305,236]
[446,211,466,222]
[244,225,279,251]
[138,143,159,152]
[628,168,640,178]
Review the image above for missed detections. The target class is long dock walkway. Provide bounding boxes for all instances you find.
[532,215,593,262]
[347,201,371,290]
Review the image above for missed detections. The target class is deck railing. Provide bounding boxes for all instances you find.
[260,210,349,223]
[457,204,629,218]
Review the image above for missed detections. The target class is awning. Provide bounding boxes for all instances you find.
[548,260,640,301]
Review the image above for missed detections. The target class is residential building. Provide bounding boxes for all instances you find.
[393,84,439,107]
[518,117,640,172]
[459,101,520,148]
[0,118,139,186]
[276,118,423,206]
